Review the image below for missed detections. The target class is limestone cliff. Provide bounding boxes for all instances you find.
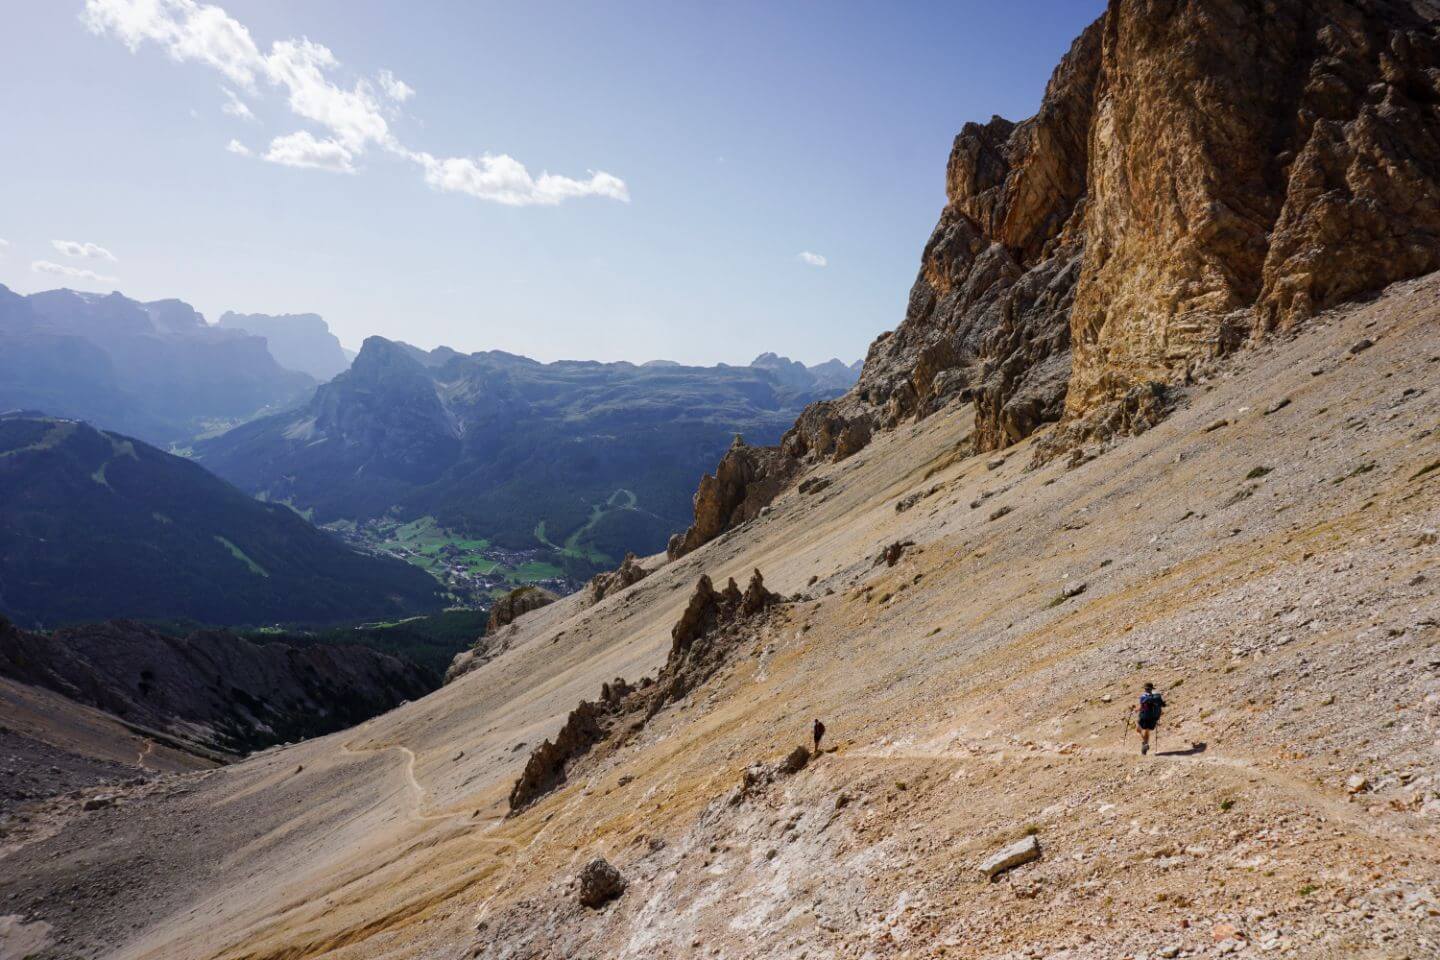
[1068,0,1440,415]
[665,0,1440,556]
[842,0,1440,453]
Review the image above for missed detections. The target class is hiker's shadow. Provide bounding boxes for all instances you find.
[1156,741,1207,757]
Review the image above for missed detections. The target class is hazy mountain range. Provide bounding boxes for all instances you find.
[195,337,858,579]
[0,282,859,615]
[0,285,317,446]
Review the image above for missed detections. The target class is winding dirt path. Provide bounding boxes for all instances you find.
[337,739,526,922]
[842,731,1434,858]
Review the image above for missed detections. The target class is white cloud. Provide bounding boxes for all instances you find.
[0,238,9,255]
[226,138,252,156]
[411,151,629,207]
[82,0,626,206]
[264,38,391,151]
[83,0,262,88]
[221,85,254,120]
[798,251,828,268]
[262,131,355,173]
[377,68,413,103]
[52,240,118,262]
[32,260,119,285]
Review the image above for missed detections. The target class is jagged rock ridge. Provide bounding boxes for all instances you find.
[667,437,802,560]
[509,570,782,811]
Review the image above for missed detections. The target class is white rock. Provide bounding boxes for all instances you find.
[978,835,1042,879]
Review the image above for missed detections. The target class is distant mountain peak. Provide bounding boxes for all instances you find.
[218,310,351,382]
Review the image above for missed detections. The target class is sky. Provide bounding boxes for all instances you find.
[0,0,1104,366]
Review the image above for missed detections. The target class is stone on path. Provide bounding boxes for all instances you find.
[978,835,1042,879]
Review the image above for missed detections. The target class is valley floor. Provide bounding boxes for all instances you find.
[2,275,1439,959]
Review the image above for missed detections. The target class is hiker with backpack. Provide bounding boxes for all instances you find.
[1132,683,1166,755]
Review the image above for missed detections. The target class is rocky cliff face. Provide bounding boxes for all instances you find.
[0,286,316,446]
[667,436,803,560]
[665,0,1440,555]
[217,311,352,382]
[486,586,558,635]
[841,0,1440,455]
[1068,0,1440,416]
[854,17,1102,450]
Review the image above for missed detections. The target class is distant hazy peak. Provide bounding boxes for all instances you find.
[143,298,208,334]
[218,310,351,382]
[748,351,861,392]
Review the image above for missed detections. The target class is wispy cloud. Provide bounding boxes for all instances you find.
[263,130,355,173]
[32,260,119,285]
[798,251,828,268]
[226,138,252,156]
[83,0,627,207]
[0,238,9,255]
[377,68,413,103]
[221,85,254,120]
[410,151,630,207]
[52,239,118,262]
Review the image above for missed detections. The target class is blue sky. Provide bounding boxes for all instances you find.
[0,1,1104,365]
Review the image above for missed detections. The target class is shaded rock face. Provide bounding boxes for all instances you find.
[585,553,649,606]
[509,571,781,812]
[486,586,558,636]
[0,617,433,755]
[819,0,1440,457]
[667,437,802,560]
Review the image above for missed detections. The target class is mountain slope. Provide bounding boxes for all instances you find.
[4,3,1438,956]
[2,270,1435,960]
[195,338,851,573]
[0,617,436,754]
[0,286,316,446]
[0,414,444,627]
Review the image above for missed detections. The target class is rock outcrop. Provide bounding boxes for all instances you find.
[577,859,626,908]
[585,553,649,605]
[509,570,782,811]
[667,437,803,559]
[486,586,558,636]
[764,0,1440,464]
